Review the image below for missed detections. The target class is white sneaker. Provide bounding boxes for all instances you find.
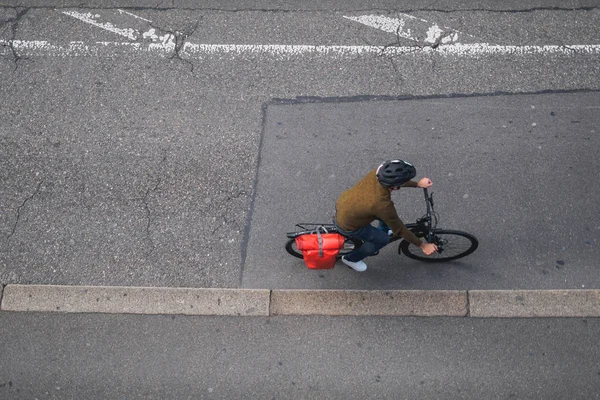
[342,256,367,272]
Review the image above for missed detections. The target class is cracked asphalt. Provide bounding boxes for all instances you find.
[1,1,599,288]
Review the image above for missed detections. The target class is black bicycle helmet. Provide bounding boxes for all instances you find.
[376,159,416,188]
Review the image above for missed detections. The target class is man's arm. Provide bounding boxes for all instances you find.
[377,203,422,246]
[387,177,438,255]
[401,178,432,188]
[401,180,419,188]
[385,213,438,255]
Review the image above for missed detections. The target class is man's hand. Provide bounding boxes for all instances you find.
[420,242,438,255]
[417,177,433,188]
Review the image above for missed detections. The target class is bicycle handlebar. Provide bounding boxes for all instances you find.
[422,188,435,216]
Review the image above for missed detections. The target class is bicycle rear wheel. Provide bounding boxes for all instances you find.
[399,229,478,262]
[285,236,362,259]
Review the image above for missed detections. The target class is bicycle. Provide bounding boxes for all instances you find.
[285,188,478,263]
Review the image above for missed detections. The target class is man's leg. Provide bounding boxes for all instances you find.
[344,225,390,263]
[376,219,391,234]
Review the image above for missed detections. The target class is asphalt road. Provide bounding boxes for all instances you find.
[2,2,600,399]
[1,311,600,399]
[243,92,600,290]
[1,2,599,289]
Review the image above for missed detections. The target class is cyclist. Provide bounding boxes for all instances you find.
[334,159,438,272]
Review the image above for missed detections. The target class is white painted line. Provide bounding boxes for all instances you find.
[2,39,600,59]
[344,14,469,44]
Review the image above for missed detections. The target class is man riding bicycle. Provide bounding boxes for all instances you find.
[335,160,438,272]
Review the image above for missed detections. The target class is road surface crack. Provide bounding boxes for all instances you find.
[7,179,43,242]
[141,154,168,256]
[225,190,249,202]
[0,7,30,70]
[145,18,201,72]
[211,214,242,236]
[169,21,199,68]
[143,179,161,245]
[367,13,454,77]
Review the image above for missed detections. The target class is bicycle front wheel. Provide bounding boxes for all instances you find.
[285,236,362,260]
[399,229,478,262]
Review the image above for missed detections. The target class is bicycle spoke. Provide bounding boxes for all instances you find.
[399,229,478,262]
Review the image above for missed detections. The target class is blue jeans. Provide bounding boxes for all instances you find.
[335,220,390,262]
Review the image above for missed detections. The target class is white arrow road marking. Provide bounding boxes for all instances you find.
[344,14,476,45]
[2,10,599,59]
[62,11,139,41]
[63,9,175,44]
[117,9,152,23]
[2,40,600,58]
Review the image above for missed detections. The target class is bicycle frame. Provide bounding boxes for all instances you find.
[403,188,437,242]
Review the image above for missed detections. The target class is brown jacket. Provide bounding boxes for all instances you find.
[335,169,422,246]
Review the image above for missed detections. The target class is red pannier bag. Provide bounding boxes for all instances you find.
[295,226,345,269]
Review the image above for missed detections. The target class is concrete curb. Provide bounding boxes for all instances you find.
[469,290,600,318]
[270,289,467,316]
[1,285,270,316]
[1,285,600,317]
